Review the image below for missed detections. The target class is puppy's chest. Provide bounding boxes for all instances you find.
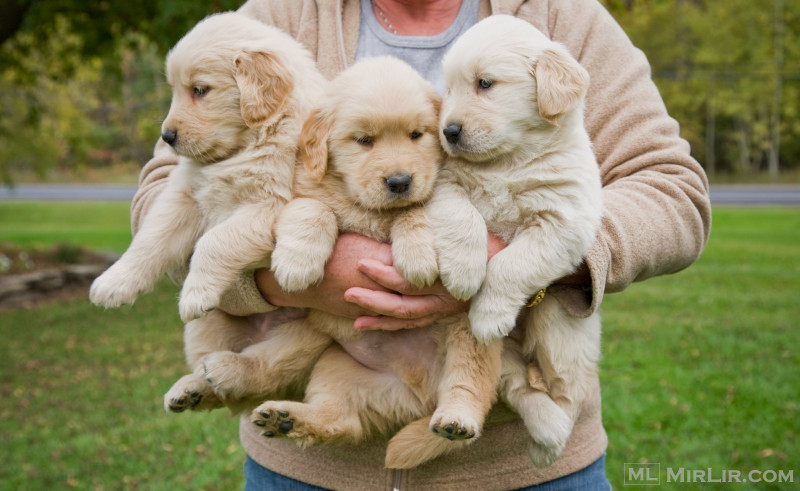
[189,162,289,226]
[464,180,531,239]
[336,210,395,243]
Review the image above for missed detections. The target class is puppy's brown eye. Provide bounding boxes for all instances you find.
[478,79,493,90]
[356,136,373,147]
[193,86,209,97]
[410,131,423,140]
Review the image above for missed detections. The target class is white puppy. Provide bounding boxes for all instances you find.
[428,15,603,468]
[88,13,326,410]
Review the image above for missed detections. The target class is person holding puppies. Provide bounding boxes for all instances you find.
[134,0,711,489]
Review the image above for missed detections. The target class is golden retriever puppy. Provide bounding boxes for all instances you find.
[88,12,325,409]
[198,56,501,468]
[427,15,603,468]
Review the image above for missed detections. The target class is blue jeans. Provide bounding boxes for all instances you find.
[244,454,611,490]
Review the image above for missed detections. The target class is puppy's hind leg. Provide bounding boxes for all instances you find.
[203,313,333,402]
[499,337,572,469]
[524,301,601,463]
[430,314,501,442]
[386,315,502,469]
[165,311,255,412]
[250,345,372,447]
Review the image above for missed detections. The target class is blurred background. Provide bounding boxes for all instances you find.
[0,0,798,186]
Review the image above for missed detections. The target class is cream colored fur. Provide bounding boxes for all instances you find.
[87,13,326,411]
[199,57,501,469]
[429,15,603,468]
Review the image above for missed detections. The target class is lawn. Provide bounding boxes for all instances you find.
[0,203,797,489]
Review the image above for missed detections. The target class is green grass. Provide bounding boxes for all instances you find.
[0,203,798,489]
[601,207,799,488]
[0,202,133,253]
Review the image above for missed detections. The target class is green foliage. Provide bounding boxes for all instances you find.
[0,1,241,184]
[0,15,172,185]
[600,0,800,177]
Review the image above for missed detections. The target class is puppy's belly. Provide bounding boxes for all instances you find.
[338,329,438,377]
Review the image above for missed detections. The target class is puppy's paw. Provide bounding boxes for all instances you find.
[251,402,320,447]
[394,245,438,288]
[430,408,480,441]
[528,440,563,469]
[439,255,485,301]
[251,404,296,438]
[522,404,572,469]
[89,264,149,307]
[202,351,250,400]
[468,297,517,343]
[270,245,325,292]
[178,282,219,322]
[163,373,222,413]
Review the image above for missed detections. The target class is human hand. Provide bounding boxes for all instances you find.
[255,232,508,329]
[349,232,508,330]
[255,233,395,319]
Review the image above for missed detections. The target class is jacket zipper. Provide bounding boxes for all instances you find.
[392,468,404,491]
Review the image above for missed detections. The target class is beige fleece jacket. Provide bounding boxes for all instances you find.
[132,0,711,488]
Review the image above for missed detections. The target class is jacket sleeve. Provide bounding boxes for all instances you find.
[542,0,712,317]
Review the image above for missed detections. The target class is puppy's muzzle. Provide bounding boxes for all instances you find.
[443,123,462,144]
[161,129,178,147]
[385,174,412,195]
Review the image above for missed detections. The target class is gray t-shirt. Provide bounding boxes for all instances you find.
[356,0,480,94]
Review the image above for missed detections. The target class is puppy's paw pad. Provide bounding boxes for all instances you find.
[430,411,480,441]
[164,373,222,412]
[251,406,296,438]
[164,389,204,413]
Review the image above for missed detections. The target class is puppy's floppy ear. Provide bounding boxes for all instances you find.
[534,45,589,126]
[299,107,332,182]
[234,50,294,128]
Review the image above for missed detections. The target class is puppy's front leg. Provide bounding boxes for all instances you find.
[270,198,338,292]
[470,222,582,342]
[425,181,488,300]
[391,207,438,287]
[179,201,281,321]
[90,178,203,308]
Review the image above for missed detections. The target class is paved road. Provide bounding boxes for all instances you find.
[0,184,137,201]
[1,183,800,205]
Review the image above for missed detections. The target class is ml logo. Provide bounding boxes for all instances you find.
[624,463,661,485]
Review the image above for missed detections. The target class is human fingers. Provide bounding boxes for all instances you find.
[352,312,444,331]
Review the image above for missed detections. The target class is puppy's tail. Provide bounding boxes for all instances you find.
[384,416,471,469]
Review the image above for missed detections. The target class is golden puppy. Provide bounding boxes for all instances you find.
[88,12,325,409]
[198,56,501,468]
[428,15,603,468]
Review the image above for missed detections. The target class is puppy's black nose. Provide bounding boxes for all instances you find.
[161,129,177,146]
[385,174,412,194]
[443,124,462,144]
